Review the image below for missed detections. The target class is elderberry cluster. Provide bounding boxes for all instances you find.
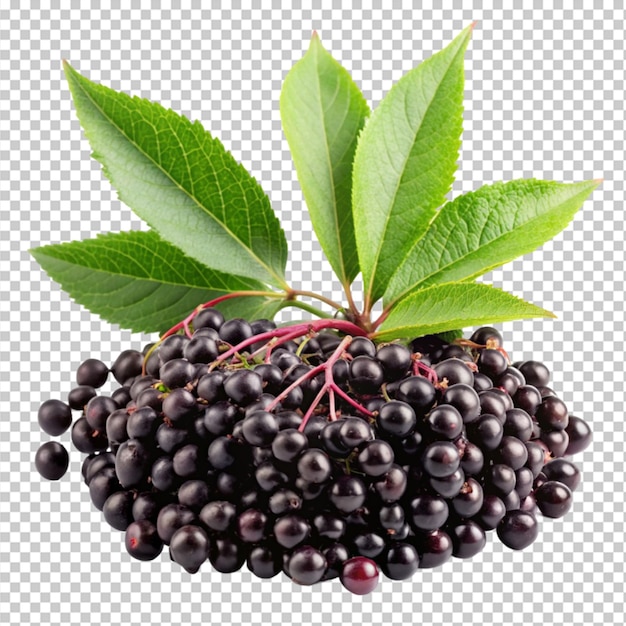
[34,310,592,594]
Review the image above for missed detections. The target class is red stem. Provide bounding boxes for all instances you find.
[297,336,352,432]
[211,318,367,369]
[330,384,374,417]
[298,385,330,432]
[412,357,439,385]
[265,360,326,413]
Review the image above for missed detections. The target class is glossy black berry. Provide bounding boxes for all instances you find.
[85,395,119,431]
[459,440,484,476]
[288,545,327,585]
[111,350,144,384]
[88,466,121,510]
[35,441,69,480]
[513,385,542,416]
[338,417,375,449]
[274,513,311,549]
[433,358,474,386]
[158,335,189,363]
[470,326,503,347]
[247,544,282,579]
[71,417,109,454]
[115,438,151,488]
[425,404,464,440]
[102,490,135,531]
[193,307,225,331]
[271,428,308,463]
[395,376,437,413]
[540,429,570,458]
[409,494,449,531]
[542,458,581,491]
[169,524,210,573]
[372,464,408,503]
[497,510,539,550]
[199,500,237,532]
[357,439,394,477]
[376,343,412,381]
[487,463,516,496]
[422,441,461,478]
[76,358,109,388]
[474,494,507,530]
[125,520,163,561]
[242,410,279,447]
[535,481,573,518]
[477,349,508,379]
[208,536,246,573]
[322,542,350,580]
[224,370,263,406]
[67,385,97,411]
[451,478,484,518]
[450,520,486,558]
[219,317,253,345]
[417,529,453,569]
[346,336,376,358]
[469,414,503,451]
[159,358,196,389]
[536,396,569,431]
[430,467,465,498]
[382,542,419,580]
[329,475,367,514]
[441,383,481,424]
[182,335,219,364]
[297,448,332,484]
[349,355,384,395]
[518,361,551,387]
[564,415,592,455]
[495,436,528,471]
[503,408,533,441]
[38,399,72,436]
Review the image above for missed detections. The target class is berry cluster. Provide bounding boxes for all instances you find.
[35,311,591,594]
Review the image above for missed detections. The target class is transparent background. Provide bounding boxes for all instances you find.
[1,2,625,625]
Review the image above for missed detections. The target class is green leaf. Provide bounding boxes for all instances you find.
[30,231,281,334]
[280,32,369,285]
[216,296,283,326]
[372,282,554,342]
[352,24,473,305]
[385,179,600,304]
[435,329,464,344]
[63,62,288,288]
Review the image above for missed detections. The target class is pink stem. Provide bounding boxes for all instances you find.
[261,327,314,362]
[327,387,337,421]
[330,384,375,417]
[265,361,326,413]
[296,336,352,432]
[298,385,329,433]
[160,292,263,341]
[412,357,439,385]
[212,319,366,369]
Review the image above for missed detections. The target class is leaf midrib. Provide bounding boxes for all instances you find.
[386,184,588,305]
[34,243,255,291]
[313,41,348,285]
[364,38,466,302]
[69,68,286,289]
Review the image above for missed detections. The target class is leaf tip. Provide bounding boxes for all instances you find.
[592,178,604,186]
[469,20,479,31]
[309,30,321,47]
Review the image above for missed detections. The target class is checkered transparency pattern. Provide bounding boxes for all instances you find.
[1,3,624,626]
